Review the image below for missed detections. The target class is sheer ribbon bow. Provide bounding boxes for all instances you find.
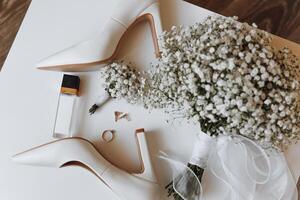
[160,134,298,200]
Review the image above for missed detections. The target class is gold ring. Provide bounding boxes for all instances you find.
[101,130,115,143]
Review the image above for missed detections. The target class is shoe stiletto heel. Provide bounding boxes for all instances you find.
[37,0,163,72]
[135,128,157,182]
[12,131,160,200]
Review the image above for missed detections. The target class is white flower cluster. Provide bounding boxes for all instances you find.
[101,62,173,110]
[101,62,147,105]
[101,16,300,149]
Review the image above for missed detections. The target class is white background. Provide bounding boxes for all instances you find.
[0,0,299,199]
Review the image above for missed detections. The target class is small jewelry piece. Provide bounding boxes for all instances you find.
[89,93,110,115]
[115,111,130,122]
[101,130,115,143]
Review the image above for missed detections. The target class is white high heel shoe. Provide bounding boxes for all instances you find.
[12,130,160,200]
[37,0,163,72]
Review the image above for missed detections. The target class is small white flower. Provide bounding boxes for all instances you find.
[252,23,258,28]
[285,96,292,105]
[251,68,259,77]
[264,99,271,105]
[245,54,252,63]
[206,104,213,111]
[193,115,200,121]
[245,35,252,42]
[123,79,129,85]
[238,52,244,58]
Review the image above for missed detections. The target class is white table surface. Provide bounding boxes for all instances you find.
[0,0,299,200]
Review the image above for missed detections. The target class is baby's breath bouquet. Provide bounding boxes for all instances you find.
[157,16,300,148]
[94,16,300,200]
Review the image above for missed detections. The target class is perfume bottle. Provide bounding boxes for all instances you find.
[53,74,80,138]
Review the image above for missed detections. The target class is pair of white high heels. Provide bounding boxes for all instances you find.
[13,0,163,199]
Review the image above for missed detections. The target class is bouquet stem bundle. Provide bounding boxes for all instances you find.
[165,163,204,200]
[165,131,213,199]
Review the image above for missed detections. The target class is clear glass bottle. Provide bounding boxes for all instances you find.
[53,74,80,138]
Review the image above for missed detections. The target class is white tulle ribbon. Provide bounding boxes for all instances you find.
[160,133,298,200]
[189,131,215,169]
[209,135,271,200]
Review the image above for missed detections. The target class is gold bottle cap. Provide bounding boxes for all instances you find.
[60,74,80,95]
